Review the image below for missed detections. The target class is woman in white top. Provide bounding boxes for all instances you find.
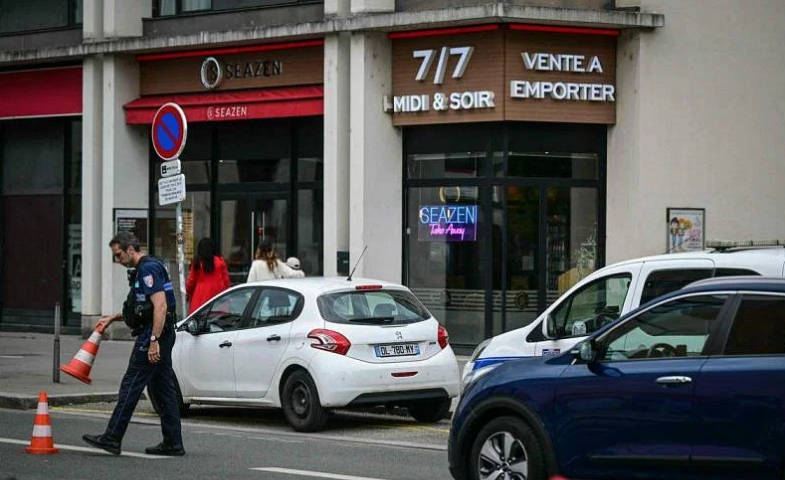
[247,241,304,282]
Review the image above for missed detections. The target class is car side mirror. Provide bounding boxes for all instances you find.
[544,314,557,340]
[572,340,597,363]
[178,318,201,336]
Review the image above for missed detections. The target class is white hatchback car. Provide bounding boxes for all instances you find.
[150,277,461,432]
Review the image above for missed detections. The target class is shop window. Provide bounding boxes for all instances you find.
[297,118,323,182]
[217,121,290,184]
[0,0,81,34]
[505,152,598,179]
[297,189,323,276]
[155,0,320,16]
[2,120,64,195]
[407,153,484,180]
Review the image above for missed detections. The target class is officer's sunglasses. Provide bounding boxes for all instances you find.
[112,248,127,263]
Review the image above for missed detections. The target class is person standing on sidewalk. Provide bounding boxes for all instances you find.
[82,231,185,457]
[186,237,230,315]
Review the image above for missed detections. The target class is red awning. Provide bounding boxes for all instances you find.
[123,86,323,124]
[0,66,82,120]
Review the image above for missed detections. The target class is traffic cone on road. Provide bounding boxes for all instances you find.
[25,391,59,454]
[60,324,105,385]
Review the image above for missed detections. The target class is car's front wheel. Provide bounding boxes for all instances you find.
[469,416,545,480]
[282,370,330,432]
[407,399,450,422]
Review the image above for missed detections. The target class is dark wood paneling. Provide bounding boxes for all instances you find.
[504,31,616,124]
[392,31,505,126]
[140,46,324,95]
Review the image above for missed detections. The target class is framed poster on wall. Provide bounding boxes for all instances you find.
[114,208,149,253]
[666,208,705,253]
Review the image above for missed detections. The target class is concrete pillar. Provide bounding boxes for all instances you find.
[323,32,351,276]
[350,0,394,14]
[101,54,149,338]
[349,32,402,282]
[325,0,350,17]
[104,0,151,39]
[80,56,104,336]
[83,0,104,41]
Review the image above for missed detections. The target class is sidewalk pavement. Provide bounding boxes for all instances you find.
[0,331,469,411]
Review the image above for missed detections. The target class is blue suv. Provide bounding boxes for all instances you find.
[449,277,785,480]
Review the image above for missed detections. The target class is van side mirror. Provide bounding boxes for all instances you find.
[544,314,557,340]
[572,340,597,363]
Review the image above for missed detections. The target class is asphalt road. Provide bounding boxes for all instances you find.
[0,405,454,480]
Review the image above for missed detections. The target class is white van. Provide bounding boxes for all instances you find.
[462,248,785,386]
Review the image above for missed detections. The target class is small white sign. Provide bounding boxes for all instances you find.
[158,174,186,206]
[161,159,182,178]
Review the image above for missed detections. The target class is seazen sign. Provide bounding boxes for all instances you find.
[418,205,478,242]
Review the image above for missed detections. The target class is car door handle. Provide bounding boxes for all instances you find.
[656,376,692,385]
[219,341,233,348]
[267,334,281,342]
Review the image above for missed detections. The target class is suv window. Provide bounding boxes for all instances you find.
[601,294,727,362]
[317,289,430,325]
[194,288,255,333]
[724,295,785,355]
[639,269,713,305]
[552,274,632,338]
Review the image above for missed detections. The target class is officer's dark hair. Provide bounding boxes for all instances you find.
[110,231,141,253]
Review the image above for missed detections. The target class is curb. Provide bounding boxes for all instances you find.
[0,392,120,410]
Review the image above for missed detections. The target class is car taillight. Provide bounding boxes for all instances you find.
[438,324,449,349]
[308,329,351,355]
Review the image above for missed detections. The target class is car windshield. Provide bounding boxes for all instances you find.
[317,289,431,325]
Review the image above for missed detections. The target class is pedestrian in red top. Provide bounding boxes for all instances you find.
[186,238,230,315]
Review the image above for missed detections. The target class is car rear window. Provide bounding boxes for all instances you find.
[317,289,431,325]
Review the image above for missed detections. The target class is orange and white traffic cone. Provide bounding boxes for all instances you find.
[25,391,59,455]
[60,324,105,385]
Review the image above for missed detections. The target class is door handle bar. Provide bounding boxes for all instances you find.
[267,334,281,341]
[219,341,233,348]
[656,376,692,385]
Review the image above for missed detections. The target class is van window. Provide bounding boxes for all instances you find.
[640,269,713,305]
[552,274,632,338]
[714,268,761,278]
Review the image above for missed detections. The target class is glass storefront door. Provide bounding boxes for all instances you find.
[404,123,605,349]
[219,194,288,285]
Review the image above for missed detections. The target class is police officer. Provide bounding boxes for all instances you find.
[82,232,184,456]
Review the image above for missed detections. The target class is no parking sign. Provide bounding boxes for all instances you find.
[152,103,187,161]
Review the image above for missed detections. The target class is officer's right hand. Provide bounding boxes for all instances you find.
[96,315,119,334]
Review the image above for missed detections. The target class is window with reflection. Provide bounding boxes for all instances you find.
[0,0,81,33]
[217,121,290,183]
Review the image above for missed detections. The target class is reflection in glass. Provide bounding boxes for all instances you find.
[407,187,485,345]
[546,187,598,307]
[297,190,323,276]
[507,152,598,179]
[407,152,484,180]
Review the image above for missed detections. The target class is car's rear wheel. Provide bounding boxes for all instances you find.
[148,375,191,418]
[282,370,330,432]
[408,399,450,422]
[469,416,545,480]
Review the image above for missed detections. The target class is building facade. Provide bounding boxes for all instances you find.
[0,0,782,350]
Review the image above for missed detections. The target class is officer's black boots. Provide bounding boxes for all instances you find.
[145,442,185,456]
[82,434,121,455]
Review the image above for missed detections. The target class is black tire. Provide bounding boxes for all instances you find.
[282,370,330,432]
[149,376,191,418]
[469,416,546,480]
[408,399,451,423]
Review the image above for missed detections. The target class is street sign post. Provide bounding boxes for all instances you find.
[152,103,188,319]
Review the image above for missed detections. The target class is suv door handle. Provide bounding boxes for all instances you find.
[219,341,233,348]
[656,376,692,385]
[267,334,281,342]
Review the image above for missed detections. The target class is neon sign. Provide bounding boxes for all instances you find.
[418,205,478,242]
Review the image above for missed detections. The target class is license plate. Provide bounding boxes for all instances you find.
[374,343,420,358]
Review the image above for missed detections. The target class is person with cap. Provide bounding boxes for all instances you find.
[286,257,306,278]
[247,241,303,282]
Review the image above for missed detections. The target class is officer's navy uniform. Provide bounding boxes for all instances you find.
[103,256,183,450]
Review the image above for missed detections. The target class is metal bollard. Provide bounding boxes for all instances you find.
[53,303,60,383]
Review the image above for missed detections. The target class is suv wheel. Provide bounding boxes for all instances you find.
[469,416,545,480]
